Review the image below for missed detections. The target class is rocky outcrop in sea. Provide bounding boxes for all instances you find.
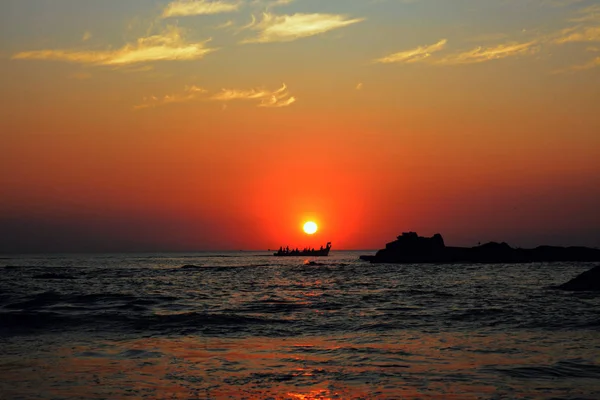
[360,232,600,264]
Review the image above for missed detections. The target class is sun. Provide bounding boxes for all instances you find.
[303,221,318,235]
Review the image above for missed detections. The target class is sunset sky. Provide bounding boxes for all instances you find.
[1,0,599,252]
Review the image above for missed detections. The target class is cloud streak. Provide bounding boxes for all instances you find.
[376,39,447,63]
[241,12,364,43]
[552,5,600,44]
[12,27,216,66]
[136,83,296,109]
[162,0,240,18]
[554,26,600,43]
[211,83,296,107]
[436,41,539,65]
[376,39,538,66]
[250,0,294,8]
[572,56,600,70]
[135,85,208,109]
[569,4,600,23]
[556,56,600,72]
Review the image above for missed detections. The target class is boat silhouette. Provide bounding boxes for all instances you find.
[274,242,331,257]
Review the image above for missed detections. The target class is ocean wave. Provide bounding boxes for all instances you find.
[174,254,242,258]
[449,307,508,321]
[4,291,178,311]
[117,349,163,359]
[0,308,292,337]
[133,312,290,328]
[0,311,77,334]
[179,264,272,271]
[301,261,350,267]
[32,273,76,280]
[3,265,49,270]
[399,288,455,297]
[487,360,600,379]
[236,301,310,314]
[5,291,64,310]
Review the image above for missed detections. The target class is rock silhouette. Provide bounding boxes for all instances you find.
[360,232,600,264]
[556,265,600,291]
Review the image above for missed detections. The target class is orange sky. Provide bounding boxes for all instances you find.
[1,0,599,252]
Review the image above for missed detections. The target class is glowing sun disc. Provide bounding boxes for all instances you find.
[303,221,318,235]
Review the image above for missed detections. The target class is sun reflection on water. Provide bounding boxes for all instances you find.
[2,331,598,399]
[286,389,335,399]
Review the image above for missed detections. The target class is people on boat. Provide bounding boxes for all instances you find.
[274,243,331,256]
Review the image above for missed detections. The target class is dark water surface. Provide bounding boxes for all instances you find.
[1,252,599,399]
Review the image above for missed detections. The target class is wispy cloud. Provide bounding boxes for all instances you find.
[569,4,600,23]
[82,31,92,42]
[212,83,296,107]
[572,56,600,69]
[251,0,294,8]
[162,0,240,18]
[268,0,294,6]
[555,56,600,72]
[375,39,447,63]
[554,26,600,43]
[135,85,208,109]
[375,3,599,71]
[136,83,296,109]
[241,12,364,43]
[215,20,235,29]
[436,41,539,65]
[375,39,537,66]
[12,27,216,66]
[552,5,600,43]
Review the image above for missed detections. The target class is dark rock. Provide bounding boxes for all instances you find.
[359,255,377,262]
[556,265,600,291]
[371,232,448,263]
[360,232,600,264]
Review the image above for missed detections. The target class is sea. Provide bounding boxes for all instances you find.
[1,251,599,399]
